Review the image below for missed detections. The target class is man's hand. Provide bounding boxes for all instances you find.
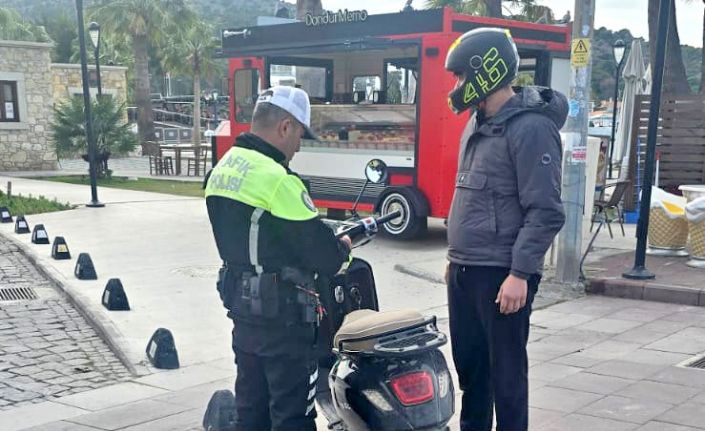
[495,274,528,315]
[340,235,352,251]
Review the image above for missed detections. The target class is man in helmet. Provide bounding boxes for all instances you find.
[443,28,567,431]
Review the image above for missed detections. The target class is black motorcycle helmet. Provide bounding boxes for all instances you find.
[445,28,519,114]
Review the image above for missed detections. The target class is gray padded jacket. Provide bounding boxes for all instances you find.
[447,86,567,278]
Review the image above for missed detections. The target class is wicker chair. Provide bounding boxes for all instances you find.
[686,196,705,267]
[647,187,689,257]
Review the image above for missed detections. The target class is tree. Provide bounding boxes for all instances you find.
[508,1,554,23]
[296,0,323,20]
[0,7,50,42]
[425,0,501,17]
[648,0,691,94]
[51,96,138,177]
[161,19,219,171]
[36,11,76,63]
[89,0,197,143]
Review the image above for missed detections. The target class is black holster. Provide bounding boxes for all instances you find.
[239,271,279,319]
[218,264,320,325]
[281,267,318,324]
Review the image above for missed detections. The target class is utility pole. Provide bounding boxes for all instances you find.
[556,0,595,284]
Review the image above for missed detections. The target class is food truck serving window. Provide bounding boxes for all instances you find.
[267,57,333,103]
[234,69,260,124]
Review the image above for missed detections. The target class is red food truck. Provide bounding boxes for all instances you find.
[215,7,571,238]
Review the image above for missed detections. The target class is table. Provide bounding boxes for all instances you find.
[678,185,705,268]
[160,143,210,175]
[679,185,705,203]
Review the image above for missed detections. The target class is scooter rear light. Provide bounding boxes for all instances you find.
[389,371,434,406]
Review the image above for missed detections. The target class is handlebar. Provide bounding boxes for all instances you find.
[375,211,403,226]
[335,210,402,241]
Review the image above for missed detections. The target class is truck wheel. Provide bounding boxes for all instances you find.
[379,191,427,240]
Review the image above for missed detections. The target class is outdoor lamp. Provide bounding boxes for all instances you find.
[88,22,100,50]
[88,22,103,97]
[608,39,627,178]
[613,39,626,66]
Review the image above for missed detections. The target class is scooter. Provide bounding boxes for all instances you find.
[203,159,454,431]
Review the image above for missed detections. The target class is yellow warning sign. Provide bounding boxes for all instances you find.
[571,38,590,67]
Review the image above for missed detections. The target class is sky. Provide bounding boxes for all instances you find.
[321,0,703,48]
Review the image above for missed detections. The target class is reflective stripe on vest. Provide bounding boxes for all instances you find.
[205,146,318,222]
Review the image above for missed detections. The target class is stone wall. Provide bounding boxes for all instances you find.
[0,40,57,171]
[51,63,128,108]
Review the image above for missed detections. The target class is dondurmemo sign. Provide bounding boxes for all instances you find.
[305,9,369,27]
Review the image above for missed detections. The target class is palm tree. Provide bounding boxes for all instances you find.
[425,0,502,17]
[161,19,219,162]
[0,7,51,42]
[648,0,691,94]
[89,0,197,143]
[52,96,138,177]
[425,0,552,20]
[296,0,323,20]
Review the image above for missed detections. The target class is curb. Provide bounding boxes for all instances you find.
[588,277,705,307]
[0,231,149,377]
[393,263,445,285]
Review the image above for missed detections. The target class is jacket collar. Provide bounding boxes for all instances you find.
[236,133,287,165]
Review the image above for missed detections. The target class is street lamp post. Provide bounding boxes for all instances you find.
[623,0,672,280]
[211,90,219,131]
[75,0,103,207]
[88,22,102,98]
[608,39,626,179]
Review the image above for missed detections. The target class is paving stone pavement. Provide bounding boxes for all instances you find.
[0,238,132,411]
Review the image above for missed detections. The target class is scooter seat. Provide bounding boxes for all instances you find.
[334,309,425,352]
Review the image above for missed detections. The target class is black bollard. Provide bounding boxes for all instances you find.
[51,237,71,260]
[0,207,12,223]
[146,328,180,369]
[31,224,50,244]
[101,278,130,311]
[74,253,98,280]
[14,215,30,234]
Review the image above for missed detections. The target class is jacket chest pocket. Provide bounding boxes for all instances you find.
[451,172,496,233]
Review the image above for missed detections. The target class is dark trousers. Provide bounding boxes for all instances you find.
[233,348,318,431]
[447,264,539,431]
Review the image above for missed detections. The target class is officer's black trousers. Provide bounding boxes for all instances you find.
[447,265,539,431]
[233,348,318,431]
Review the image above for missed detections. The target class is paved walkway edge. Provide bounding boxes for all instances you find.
[0,231,148,377]
[588,277,705,307]
[394,263,445,285]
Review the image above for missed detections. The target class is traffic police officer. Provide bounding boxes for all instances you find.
[205,86,352,431]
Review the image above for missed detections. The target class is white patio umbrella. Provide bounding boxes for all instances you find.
[615,40,647,179]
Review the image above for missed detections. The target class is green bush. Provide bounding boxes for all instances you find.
[51,96,138,178]
[0,191,73,216]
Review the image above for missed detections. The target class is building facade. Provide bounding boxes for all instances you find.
[0,39,130,172]
[51,63,128,108]
[0,40,56,171]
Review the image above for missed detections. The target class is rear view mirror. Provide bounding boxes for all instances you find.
[365,159,388,184]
